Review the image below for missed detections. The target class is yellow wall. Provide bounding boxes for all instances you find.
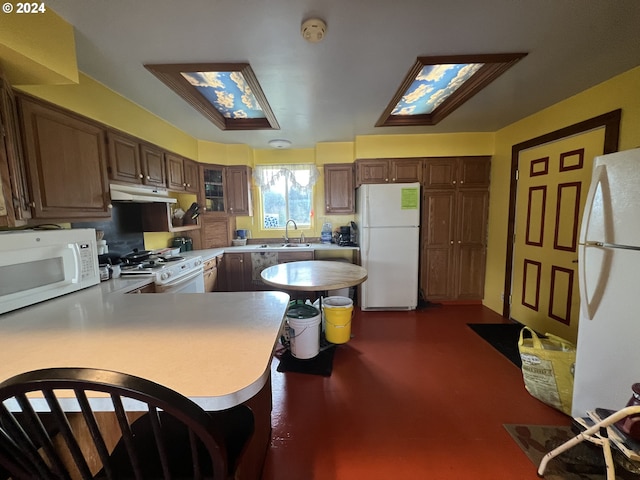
[483,66,640,314]
[0,8,78,85]
[355,132,495,158]
[18,74,198,159]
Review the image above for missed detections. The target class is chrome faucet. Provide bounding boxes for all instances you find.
[284,219,297,244]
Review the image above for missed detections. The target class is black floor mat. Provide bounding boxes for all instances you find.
[276,347,336,376]
[468,323,524,368]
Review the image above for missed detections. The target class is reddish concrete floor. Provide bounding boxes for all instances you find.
[261,305,570,480]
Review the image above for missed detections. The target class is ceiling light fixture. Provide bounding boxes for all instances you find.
[268,139,292,149]
[301,18,327,43]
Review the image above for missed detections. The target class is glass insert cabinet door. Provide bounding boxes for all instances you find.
[203,166,226,212]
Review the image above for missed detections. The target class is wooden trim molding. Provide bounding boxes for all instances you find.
[144,63,279,131]
[530,157,549,177]
[376,53,527,127]
[502,109,621,317]
[522,259,542,311]
[559,148,584,172]
[525,186,546,246]
[548,265,574,325]
[553,181,581,252]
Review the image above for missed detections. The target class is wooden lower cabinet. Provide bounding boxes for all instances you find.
[198,215,235,250]
[222,250,316,292]
[224,253,249,291]
[420,189,488,301]
[203,257,218,292]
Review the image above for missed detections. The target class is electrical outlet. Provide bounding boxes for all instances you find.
[500,292,505,302]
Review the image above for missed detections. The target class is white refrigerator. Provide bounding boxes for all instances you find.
[572,148,640,417]
[356,182,420,310]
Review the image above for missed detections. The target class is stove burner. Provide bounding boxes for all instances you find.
[162,256,184,262]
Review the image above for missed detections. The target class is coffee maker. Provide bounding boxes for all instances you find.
[335,226,356,246]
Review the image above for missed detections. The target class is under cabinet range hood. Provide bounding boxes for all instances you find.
[109,184,177,203]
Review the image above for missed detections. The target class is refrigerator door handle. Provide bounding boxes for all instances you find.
[601,242,640,251]
[579,165,611,320]
[579,165,608,244]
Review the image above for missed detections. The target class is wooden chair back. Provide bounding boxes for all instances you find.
[0,367,228,479]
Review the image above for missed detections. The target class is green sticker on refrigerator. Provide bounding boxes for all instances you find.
[401,188,419,209]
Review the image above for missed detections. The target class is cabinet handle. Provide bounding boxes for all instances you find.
[183,183,187,187]
[107,204,113,209]
[146,175,151,180]
[460,180,464,184]
[450,241,453,245]
[385,178,389,182]
[452,180,456,184]
[186,183,191,188]
[458,240,461,244]
[392,178,396,182]
[139,174,143,179]
[29,202,36,208]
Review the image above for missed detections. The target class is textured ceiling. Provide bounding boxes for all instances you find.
[46,0,640,149]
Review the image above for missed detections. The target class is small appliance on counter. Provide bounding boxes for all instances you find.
[0,228,100,314]
[335,226,357,246]
[170,236,193,252]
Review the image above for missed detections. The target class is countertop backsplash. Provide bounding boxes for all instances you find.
[72,203,145,256]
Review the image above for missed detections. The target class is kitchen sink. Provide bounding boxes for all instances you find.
[281,243,311,248]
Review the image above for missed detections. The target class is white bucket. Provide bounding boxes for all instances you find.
[287,307,321,359]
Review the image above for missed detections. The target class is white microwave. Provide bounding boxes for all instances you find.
[0,228,100,315]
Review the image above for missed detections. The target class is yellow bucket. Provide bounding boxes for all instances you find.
[323,296,353,344]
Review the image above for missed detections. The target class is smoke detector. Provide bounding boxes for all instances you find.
[301,18,327,43]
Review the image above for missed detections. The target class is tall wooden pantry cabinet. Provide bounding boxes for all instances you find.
[420,156,490,302]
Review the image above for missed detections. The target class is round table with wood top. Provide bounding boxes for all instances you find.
[260,260,368,294]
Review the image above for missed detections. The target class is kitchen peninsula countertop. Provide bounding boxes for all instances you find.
[0,283,290,411]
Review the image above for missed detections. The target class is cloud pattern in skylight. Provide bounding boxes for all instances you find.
[392,63,483,116]
[181,71,265,119]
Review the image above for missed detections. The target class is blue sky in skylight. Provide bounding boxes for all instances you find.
[392,63,483,116]
[181,71,265,119]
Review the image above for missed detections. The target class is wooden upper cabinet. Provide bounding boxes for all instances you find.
[458,156,491,187]
[324,163,354,214]
[107,131,142,184]
[0,73,31,226]
[167,153,199,193]
[356,158,422,185]
[423,157,490,189]
[140,143,166,187]
[390,159,422,183]
[356,159,389,184]
[198,164,227,214]
[17,95,111,220]
[166,152,184,190]
[183,158,199,193]
[225,165,252,216]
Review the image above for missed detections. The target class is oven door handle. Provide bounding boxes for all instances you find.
[159,267,204,288]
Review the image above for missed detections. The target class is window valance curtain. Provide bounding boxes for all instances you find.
[253,164,320,193]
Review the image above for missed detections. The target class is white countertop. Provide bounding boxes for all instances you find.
[0,281,290,411]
